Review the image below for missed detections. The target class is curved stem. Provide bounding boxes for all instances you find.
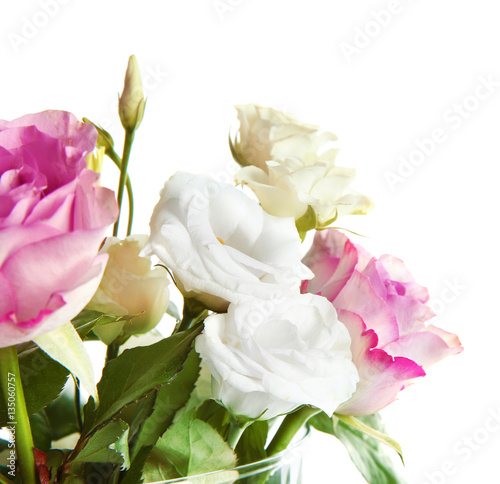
[113,131,135,237]
[0,346,36,484]
[267,406,320,456]
[106,148,135,237]
[227,420,250,450]
[105,341,120,364]
[175,299,207,334]
[74,377,83,433]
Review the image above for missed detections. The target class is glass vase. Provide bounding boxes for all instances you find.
[145,428,310,484]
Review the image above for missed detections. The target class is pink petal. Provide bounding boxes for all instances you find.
[426,324,463,349]
[0,224,60,267]
[334,271,399,347]
[336,310,425,415]
[0,255,107,347]
[378,254,430,302]
[0,273,16,316]
[2,229,109,321]
[360,258,389,299]
[383,326,463,370]
[72,171,118,230]
[385,294,435,337]
[302,229,358,300]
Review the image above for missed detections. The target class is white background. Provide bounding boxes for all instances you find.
[1,1,499,483]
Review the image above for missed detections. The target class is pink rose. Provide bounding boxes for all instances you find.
[301,229,462,415]
[0,111,118,347]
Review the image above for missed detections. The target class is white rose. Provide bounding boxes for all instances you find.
[232,104,338,171]
[144,172,312,312]
[235,160,373,228]
[195,294,359,420]
[232,104,373,230]
[87,235,170,344]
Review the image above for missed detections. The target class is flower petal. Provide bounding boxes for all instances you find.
[34,322,97,401]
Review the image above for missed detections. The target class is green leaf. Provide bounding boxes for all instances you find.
[72,310,137,341]
[336,414,403,460]
[110,424,131,469]
[33,322,98,400]
[44,389,80,441]
[229,132,242,165]
[142,409,238,482]
[72,419,130,469]
[133,348,201,452]
[117,392,156,442]
[235,420,268,466]
[121,445,152,484]
[310,413,405,484]
[83,323,203,433]
[30,410,52,452]
[295,205,317,241]
[46,449,67,477]
[0,348,69,426]
[195,399,230,438]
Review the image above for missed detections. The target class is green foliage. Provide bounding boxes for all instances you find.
[72,420,130,469]
[310,412,405,484]
[235,420,268,466]
[72,310,139,342]
[83,323,203,433]
[44,389,80,441]
[30,411,52,452]
[27,388,81,456]
[195,399,231,438]
[336,414,403,460]
[133,348,201,452]
[142,409,238,482]
[0,348,69,426]
[295,205,317,241]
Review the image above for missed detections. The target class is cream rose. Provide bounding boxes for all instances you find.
[232,104,373,230]
[144,172,312,311]
[195,294,359,420]
[236,159,373,228]
[231,104,338,171]
[87,235,170,344]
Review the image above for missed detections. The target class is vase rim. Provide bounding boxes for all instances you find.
[145,425,311,483]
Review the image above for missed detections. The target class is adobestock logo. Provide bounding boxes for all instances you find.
[427,278,466,316]
[422,405,500,484]
[212,0,245,21]
[7,0,72,53]
[384,74,499,192]
[339,0,416,64]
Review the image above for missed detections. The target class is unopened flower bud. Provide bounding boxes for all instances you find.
[118,55,146,132]
[87,235,170,345]
[83,118,115,152]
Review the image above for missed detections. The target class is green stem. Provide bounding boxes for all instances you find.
[176,312,194,333]
[113,130,135,237]
[267,406,321,456]
[105,341,120,364]
[227,420,250,450]
[74,377,83,433]
[106,148,134,236]
[0,346,36,484]
[175,299,207,334]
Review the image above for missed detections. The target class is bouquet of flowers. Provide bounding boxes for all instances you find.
[0,56,462,484]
